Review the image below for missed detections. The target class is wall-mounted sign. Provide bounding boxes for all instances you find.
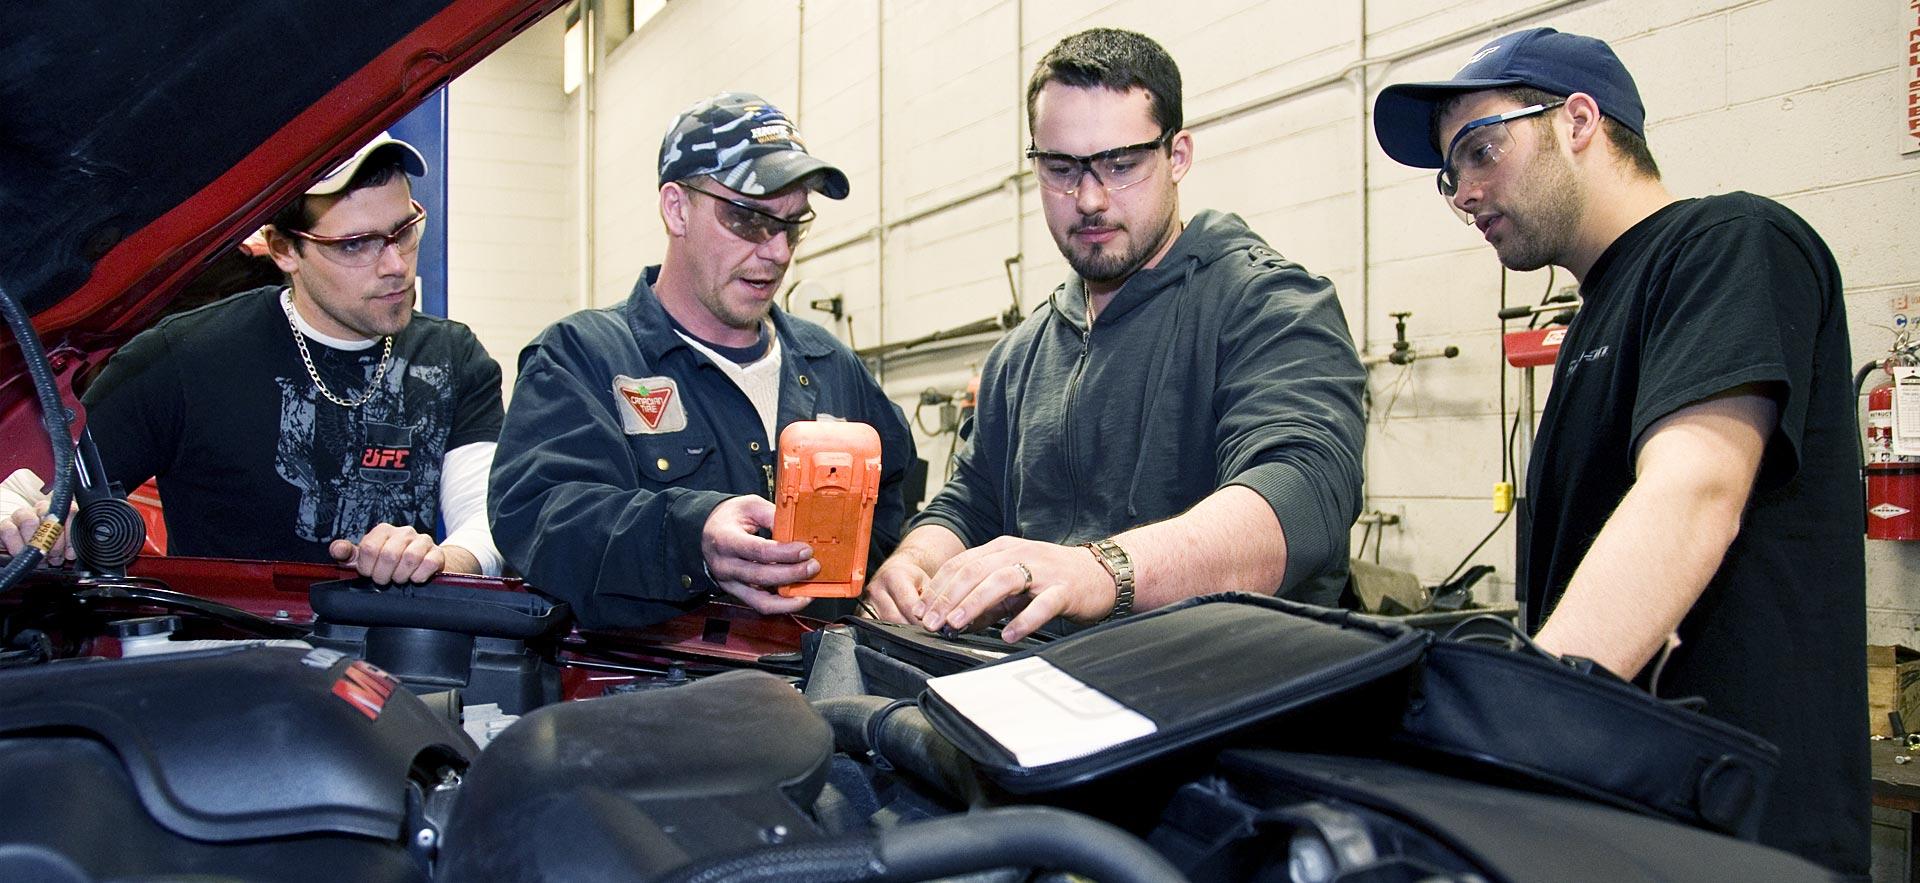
[1907,1,1920,155]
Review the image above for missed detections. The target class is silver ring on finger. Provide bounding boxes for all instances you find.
[1014,561,1034,593]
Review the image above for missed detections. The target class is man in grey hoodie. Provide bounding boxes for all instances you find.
[865,28,1365,642]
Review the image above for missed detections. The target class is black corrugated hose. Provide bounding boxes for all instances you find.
[813,695,988,807]
[653,806,1186,883]
[0,280,76,591]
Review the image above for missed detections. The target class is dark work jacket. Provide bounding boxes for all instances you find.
[915,210,1365,605]
[489,268,914,628]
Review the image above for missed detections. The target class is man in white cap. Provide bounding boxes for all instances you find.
[490,92,913,629]
[1,133,506,584]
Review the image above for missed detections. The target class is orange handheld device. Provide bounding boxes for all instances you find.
[772,420,884,598]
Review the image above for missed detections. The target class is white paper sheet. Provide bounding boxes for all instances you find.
[926,656,1157,768]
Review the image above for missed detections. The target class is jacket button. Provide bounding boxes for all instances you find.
[749,441,761,452]
[798,375,810,386]
[656,457,670,471]
[681,574,693,589]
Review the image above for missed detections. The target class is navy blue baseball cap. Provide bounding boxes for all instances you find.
[1373,27,1646,168]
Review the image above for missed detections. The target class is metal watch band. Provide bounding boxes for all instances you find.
[1081,539,1136,619]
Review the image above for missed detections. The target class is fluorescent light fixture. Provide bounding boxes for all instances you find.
[633,0,665,29]
[562,11,585,95]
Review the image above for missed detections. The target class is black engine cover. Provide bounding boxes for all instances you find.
[0,645,474,853]
[441,669,834,881]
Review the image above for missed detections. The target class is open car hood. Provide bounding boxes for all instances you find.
[0,0,562,474]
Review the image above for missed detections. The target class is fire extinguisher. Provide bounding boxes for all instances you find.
[1863,358,1920,540]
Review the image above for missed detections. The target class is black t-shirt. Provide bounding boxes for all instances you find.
[81,286,504,564]
[1522,193,1866,875]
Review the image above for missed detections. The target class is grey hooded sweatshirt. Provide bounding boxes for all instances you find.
[915,209,1365,606]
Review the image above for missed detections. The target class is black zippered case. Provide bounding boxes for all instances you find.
[917,596,1781,841]
[916,593,1427,794]
[1399,625,1780,838]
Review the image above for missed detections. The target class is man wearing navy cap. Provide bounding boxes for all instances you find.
[1375,28,1864,876]
[490,92,913,629]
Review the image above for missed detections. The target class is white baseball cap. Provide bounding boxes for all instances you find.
[308,131,427,196]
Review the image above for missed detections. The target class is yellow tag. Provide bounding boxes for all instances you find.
[28,521,64,554]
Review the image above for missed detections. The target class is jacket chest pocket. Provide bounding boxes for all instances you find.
[632,433,718,487]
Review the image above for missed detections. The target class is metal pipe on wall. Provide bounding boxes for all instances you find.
[578,1,598,309]
[1357,4,1371,352]
[1355,0,1372,514]
[1012,0,1025,312]
[874,0,887,382]
[796,0,805,117]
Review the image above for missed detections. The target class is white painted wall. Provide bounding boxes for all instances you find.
[447,0,1920,646]
[446,12,574,397]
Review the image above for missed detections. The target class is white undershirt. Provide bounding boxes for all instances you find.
[677,326,784,447]
[437,442,501,576]
[281,288,378,350]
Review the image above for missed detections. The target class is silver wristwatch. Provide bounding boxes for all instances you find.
[1082,539,1135,619]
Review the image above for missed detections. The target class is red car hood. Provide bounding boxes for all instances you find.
[0,0,562,477]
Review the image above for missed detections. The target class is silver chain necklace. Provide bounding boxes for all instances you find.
[282,294,393,409]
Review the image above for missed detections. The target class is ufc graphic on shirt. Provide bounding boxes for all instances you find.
[274,353,450,544]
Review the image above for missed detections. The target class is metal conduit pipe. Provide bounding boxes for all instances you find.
[1012,0,1025,311]
[873,0,887,381]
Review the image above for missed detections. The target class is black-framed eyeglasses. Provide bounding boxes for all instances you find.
[288,200,429,267]
[1026,129,1173,195]
[1436,100,1566,203]
[680,182,816,246]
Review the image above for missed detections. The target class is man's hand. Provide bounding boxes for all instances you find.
[329,523,447,585]
[1,499,76,564]
[864,525,968,624]
[865,553,934,623]
[700,495,815,616]
[918,535,1118,643]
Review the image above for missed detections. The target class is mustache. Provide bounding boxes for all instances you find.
[1070,214,1121,233]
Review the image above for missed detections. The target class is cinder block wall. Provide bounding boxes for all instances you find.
[450,0,1920,644]
[446,12,574,397]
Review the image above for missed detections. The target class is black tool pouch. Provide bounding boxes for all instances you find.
[1397,616,1779,838]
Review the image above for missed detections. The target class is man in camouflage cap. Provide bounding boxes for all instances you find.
[658,91,850,200]
[490,91,913,629]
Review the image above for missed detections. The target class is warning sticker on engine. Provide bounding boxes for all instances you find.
[331,659,399,721]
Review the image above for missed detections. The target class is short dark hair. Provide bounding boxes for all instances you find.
[1432,86,1658,179]
[268,158,411,251]
[1026,28,1182,139]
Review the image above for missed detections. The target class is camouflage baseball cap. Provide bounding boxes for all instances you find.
[658,91,849,199]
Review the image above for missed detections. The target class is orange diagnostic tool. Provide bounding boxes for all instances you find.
[772,420,884,598]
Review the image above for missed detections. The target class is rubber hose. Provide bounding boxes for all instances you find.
[0,281,76,591]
